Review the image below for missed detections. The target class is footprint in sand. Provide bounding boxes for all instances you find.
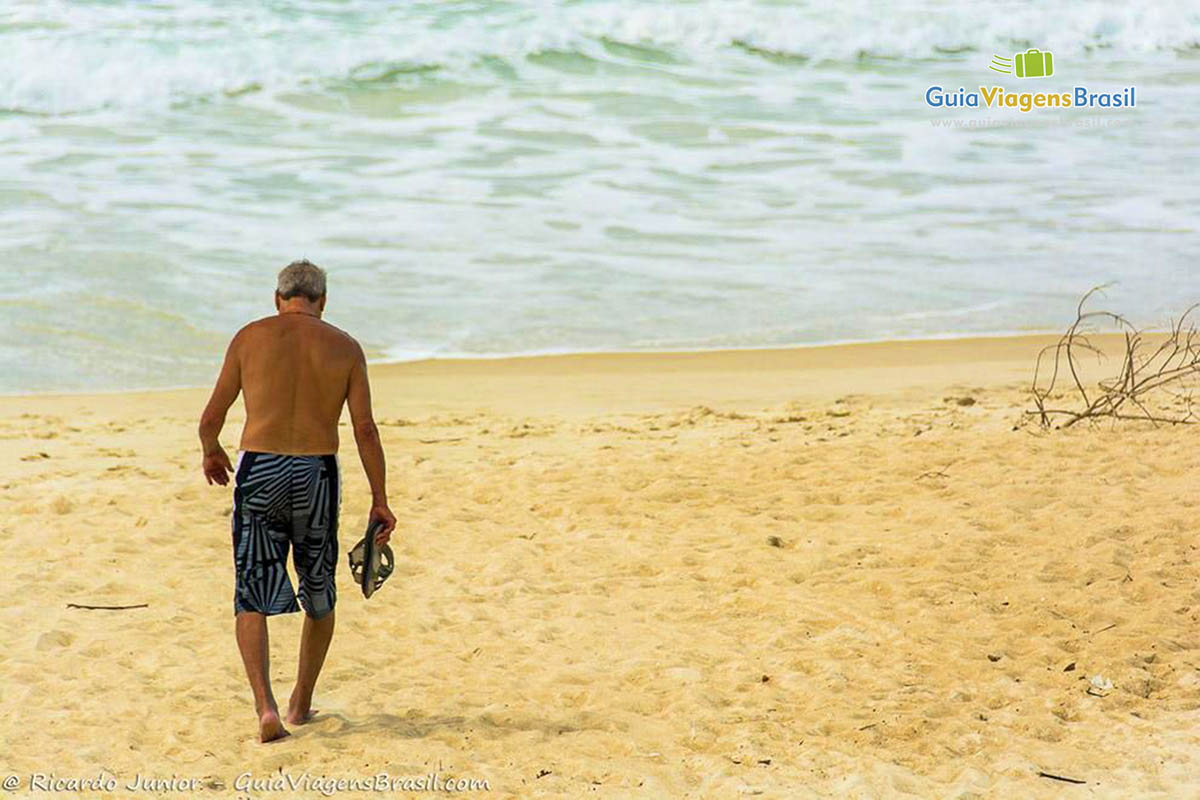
[36,630,75,650]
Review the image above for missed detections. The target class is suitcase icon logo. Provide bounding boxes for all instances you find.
[989,49,1055,78]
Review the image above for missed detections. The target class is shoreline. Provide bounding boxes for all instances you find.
[0,328,1077,400]
[0,331,1140,422]
[0,331,1075,422]
[0,330,1092,403]
[370,326,1070,370]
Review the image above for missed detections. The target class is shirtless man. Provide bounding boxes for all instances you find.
[198,260,396,742]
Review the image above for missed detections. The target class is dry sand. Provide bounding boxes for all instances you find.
[2,335,1199,798]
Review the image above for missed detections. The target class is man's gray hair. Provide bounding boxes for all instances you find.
[277,259,327,302]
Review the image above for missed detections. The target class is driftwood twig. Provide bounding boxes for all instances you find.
[1037,770,1086,785]
[1029,286,1200,428]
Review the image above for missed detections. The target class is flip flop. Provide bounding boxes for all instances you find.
[347,520,394,598]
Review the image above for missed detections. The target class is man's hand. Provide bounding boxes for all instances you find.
[203,447,234,486]
[370,502,396,546]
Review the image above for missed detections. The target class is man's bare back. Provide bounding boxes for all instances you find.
[197,270,390,512]
[236,313,359,455]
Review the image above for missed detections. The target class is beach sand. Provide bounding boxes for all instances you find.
[2,335,1199,798]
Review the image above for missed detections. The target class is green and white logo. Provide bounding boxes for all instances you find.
[990,49,1054,78]
[925,48,1137,113]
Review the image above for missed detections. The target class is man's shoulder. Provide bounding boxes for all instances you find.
[231,316,361,358]
[238,316,276,333]
[228,317,270,346]
[317,321,363,354]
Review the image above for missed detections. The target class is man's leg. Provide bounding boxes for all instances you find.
[236,611,289,742]
[288,610,334,724]
[288,454,341,725]
[231,451,299,742]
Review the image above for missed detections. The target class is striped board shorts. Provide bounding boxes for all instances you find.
[231,451,340,618]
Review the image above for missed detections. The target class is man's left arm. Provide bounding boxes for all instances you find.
[199,334,242,486]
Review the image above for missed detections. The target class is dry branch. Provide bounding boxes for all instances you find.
[1029,287,1200,428]
[1037,770,1087,785]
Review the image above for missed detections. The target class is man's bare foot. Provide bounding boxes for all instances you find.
[285,699,318,726]
[260,709,290,743]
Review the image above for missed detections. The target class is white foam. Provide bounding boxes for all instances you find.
[1,0,1196,113]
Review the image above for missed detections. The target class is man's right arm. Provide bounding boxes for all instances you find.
[346,344,396,544]
[198,331,243,486]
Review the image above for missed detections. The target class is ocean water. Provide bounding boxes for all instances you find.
[1,1,1198,392]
